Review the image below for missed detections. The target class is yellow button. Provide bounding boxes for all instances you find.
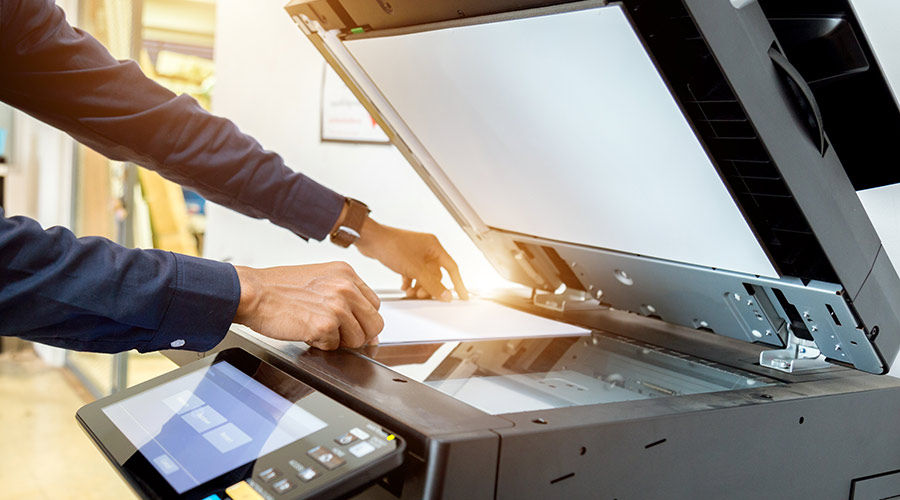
[225,481,265,500]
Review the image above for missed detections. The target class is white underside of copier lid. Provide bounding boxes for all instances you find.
[338,4,779,278]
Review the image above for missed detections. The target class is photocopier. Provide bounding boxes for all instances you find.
[160,1,900,498]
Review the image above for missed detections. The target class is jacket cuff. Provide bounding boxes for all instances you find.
[140,254,240,353]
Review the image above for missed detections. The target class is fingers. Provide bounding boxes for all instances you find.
[438,253,469,300]
[402,276,416,298]
[334,283,384,347]
[405,256,468,301]
[414,266,452,302]
[306,315,341,351]
[353,275,381,311]
[310,263,383,349]
[351,298,384,344]
[332,262,380,310]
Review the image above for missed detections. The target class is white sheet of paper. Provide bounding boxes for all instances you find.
[376,299,590,344]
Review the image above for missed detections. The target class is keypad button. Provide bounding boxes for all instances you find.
[271,478,294,494]
[298,466,320,483]
[225,481,265,500]
[257,467,280,483]
[349,427,370,441]
[334,432,358,446]
[349,441,376,458]
[307,445,346,470]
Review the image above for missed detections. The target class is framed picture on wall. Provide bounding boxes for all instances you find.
[320,64,390,144]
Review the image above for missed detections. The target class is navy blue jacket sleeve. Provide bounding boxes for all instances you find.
[0,208,240,352]
[0,0,345,352]
[0,0,345,240]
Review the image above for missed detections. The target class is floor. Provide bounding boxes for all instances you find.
[0,348,176,500]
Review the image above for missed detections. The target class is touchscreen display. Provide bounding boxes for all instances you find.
[102,361,327,494]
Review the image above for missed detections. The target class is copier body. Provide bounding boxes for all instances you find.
[168,0,900,498]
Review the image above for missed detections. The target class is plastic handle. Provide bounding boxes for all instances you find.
[768,45,826,156]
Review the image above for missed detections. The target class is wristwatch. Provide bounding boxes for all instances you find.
[330,198,370,248]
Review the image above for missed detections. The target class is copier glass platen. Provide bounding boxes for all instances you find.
[164,0,900,498]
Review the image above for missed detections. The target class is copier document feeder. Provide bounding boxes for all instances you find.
[163,0,900,499]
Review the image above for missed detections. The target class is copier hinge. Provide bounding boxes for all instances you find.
[759,333,830,373]
[533,288,595,312]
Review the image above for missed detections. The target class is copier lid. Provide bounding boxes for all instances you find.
[341,6,777,278]
[285,0,900,375]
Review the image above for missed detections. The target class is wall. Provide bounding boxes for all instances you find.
[205,0,506,292]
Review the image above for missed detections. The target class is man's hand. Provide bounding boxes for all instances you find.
[233,262,383,350]
[354,218,469,302]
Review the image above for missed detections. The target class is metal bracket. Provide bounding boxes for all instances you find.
[533,289,594,312]
[759,334,830,373]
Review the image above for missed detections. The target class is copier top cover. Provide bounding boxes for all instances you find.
[285,0,900,374]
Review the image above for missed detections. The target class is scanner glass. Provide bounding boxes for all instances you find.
[345,5,778,277]
[364,334,773,415]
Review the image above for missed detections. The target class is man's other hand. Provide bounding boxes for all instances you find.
[233,262,383,350]
[354,218,469,302]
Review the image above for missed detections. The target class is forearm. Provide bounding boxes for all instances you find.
[0,0,344,241]
[0,209,238,353]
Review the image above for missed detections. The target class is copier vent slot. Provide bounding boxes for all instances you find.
[644,438,667,449]
[550,472,575,485]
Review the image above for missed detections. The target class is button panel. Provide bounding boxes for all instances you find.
[214,428,392,499]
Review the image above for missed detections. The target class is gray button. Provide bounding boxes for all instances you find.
[181,405,227,433]
[203,423,252,453]
[298,467,320,482]
[163,390,205,414]
[349,441,376,458]
[170,339,186,348]
[257,467,280,483]
[335,432,358,446]
[152,454,179,475]
[272,478,294,494]
[307,446,345,470]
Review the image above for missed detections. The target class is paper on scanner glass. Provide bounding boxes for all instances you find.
[224,0,900,498]
[377,299,590,344]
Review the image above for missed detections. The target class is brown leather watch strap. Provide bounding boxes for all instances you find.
[330,198,370,247]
